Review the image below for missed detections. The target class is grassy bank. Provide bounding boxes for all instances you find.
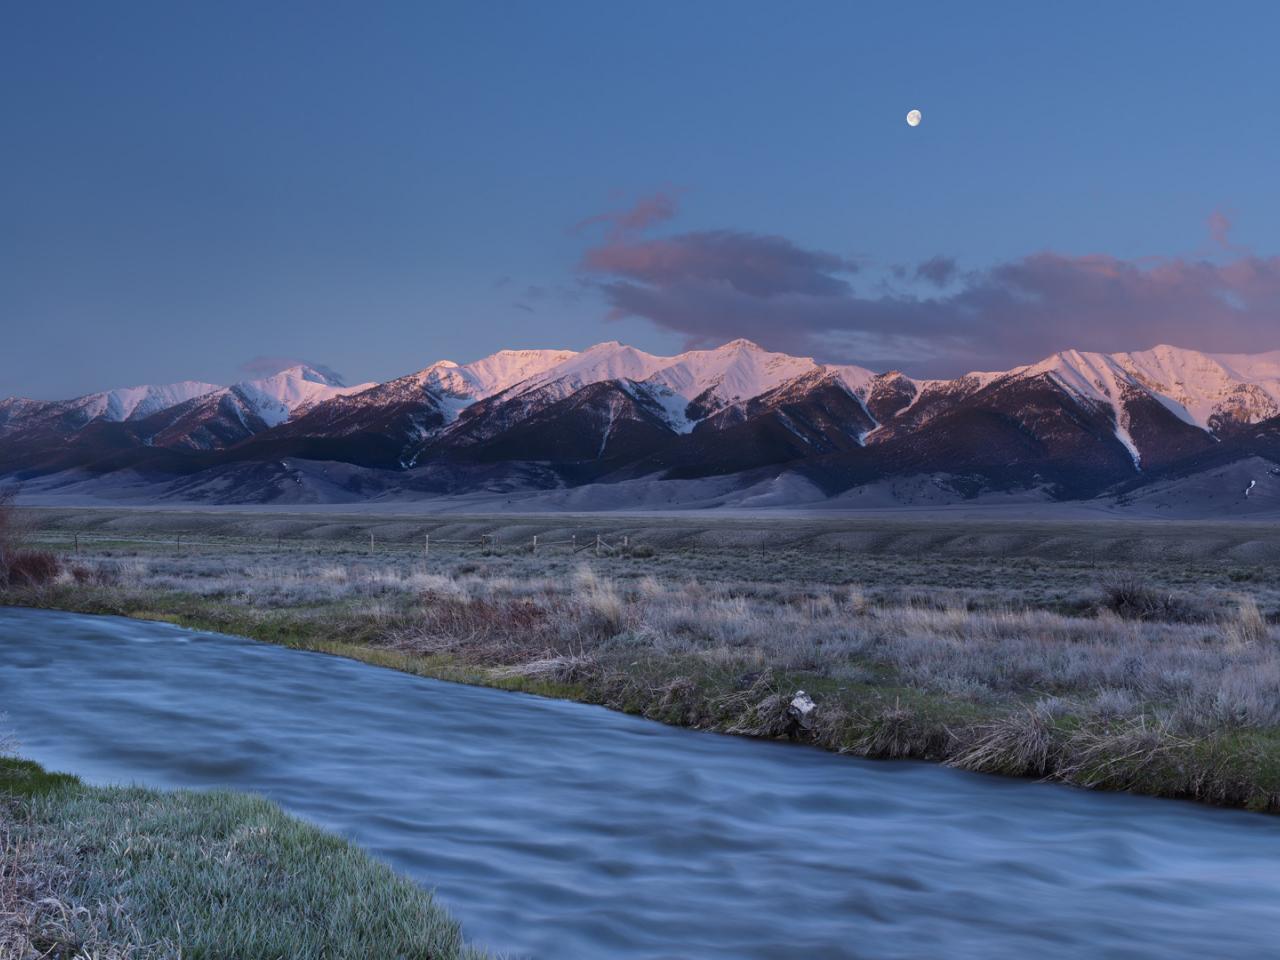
[0,754,487,959]
[5,519,1280,814]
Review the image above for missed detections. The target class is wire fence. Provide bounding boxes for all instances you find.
[30,530,645,559]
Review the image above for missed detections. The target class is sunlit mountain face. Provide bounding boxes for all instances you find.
[4,341,1280,508]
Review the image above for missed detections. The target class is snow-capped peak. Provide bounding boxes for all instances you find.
[641,341,817,405]
[535,342,669,390]
[478,339,826,431]
[414,348,580,400]
[233,364,376,427]
[75,381,224,423]
[1117,345,1280,429]
[1007,345,1280,435]
[405,339,836,433]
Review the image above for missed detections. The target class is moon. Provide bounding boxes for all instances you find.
[906,109,922,127]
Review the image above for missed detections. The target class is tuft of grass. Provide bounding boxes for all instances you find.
[853,699,946,759]
[949,706,1059,777]
[1223,595,1270,647]
[1056,717,1200,792]
[1,758,488,960]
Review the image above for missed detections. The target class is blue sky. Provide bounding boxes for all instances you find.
[4,1,1280,398]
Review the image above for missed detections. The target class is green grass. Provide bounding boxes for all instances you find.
[0,757,488,960]
[0,756,79,797]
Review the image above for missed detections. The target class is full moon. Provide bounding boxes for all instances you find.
[906,109,922,127]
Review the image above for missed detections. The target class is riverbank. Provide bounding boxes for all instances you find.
[5,516,1280,813]
[0,754,486,959]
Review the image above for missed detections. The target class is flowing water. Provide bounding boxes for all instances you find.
[2,608,1279,959]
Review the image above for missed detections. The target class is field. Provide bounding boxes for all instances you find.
[7,506,1280,812]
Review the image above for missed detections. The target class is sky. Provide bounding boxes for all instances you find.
[4,1,1280,399]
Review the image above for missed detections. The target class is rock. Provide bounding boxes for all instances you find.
[790,690,816,715]
[788,690,817,731]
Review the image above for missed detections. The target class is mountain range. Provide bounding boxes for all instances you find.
[4,340,1280,512]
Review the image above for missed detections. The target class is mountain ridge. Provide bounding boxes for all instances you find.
[4,340,1280,509]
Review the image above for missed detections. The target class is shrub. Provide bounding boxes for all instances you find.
[1099,576,1198,622]
[4,550,61,588]
[0,487,58,587]
[0,486,18,574]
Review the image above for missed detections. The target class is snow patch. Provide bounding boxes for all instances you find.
[1113,422,1142,470]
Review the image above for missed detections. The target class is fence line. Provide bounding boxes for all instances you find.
[29,530,646,558]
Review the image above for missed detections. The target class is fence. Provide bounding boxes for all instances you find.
[31,530,641,559]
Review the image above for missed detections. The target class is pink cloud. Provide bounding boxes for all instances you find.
[584,230,857,299]
[573,190,681,239]
[1209,209,1233,249]
[575,203,1280,374]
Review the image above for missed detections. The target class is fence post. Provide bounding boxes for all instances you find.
[424,534,429,559]
[624,535,629,549]
[596,534,601,557]
[370,531,375,554]
[176,535,181,554]
[74,533,79,556]
[572,534,576,552]
[532,534,538,553]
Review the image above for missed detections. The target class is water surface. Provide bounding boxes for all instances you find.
[2,608,1278,959]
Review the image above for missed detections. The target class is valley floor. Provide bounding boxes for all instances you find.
[7,508,1280,812]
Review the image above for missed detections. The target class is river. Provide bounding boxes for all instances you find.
[2,608,1278,958]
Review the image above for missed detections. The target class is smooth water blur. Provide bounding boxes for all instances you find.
[2,609,1278,959]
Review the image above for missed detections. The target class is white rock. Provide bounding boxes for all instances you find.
[790,691,816,716]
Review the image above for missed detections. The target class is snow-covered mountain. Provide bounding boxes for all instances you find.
[0,380,223,436]
[5,340,1280,508]
[439,339,854,437]
[396,339,850,433]
[230,364,374,427]
[1003,346,1280,430]
[524,338,827,414]
[0,364,375,452]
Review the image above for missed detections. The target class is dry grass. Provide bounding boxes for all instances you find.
[7,535,1280,810]
[949,706,1060,777]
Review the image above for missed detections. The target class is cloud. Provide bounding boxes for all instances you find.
[914,256,957,288]
[573,190,681,239]
[576,198,1280,375]
[239,355,304,378]
[585,230,858,299]
[1208,210,1232,249]
[1206,208,1252,256]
